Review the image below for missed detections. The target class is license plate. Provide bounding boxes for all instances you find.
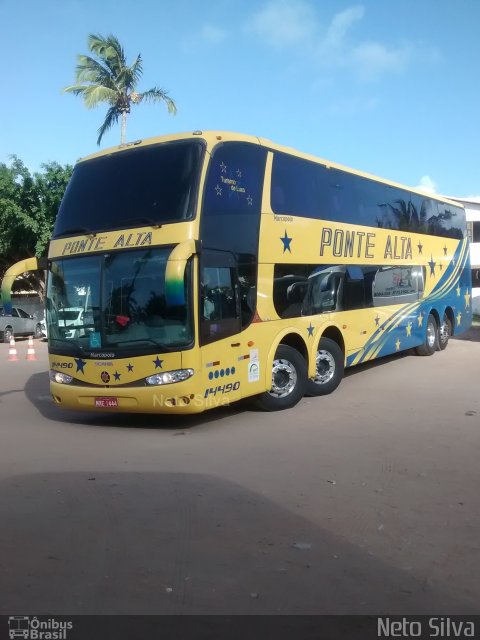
[95,397,119,408]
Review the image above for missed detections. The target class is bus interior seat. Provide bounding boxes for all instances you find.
[283,281,307,318]
[310,272,344,313]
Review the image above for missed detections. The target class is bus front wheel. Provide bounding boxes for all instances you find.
[415,314,438,356]
[305,337,344,396]
[255,345,307,411]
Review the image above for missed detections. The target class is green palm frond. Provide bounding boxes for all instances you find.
[88,34,126,77]
[139,87,177,114]
[97,106,120,146]
[75,55,116,88]
[130,54,143,85]
[63,84,90,96]
[82,85,117,109]
[64,33,177,145]
[63,84,116,109]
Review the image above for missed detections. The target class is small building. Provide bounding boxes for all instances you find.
[449,196,480,314]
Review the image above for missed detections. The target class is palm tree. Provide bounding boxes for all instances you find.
[63,34,177,146]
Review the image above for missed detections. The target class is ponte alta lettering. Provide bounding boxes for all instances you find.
[319,227,413,260]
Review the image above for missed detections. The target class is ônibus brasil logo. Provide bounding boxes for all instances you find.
[8,616,73,639]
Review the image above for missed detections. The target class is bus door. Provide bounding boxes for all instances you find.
[199,250,243,406]
[337,266,373,353]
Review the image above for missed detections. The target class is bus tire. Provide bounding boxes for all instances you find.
[305,337,344,396]
[255,344,307,411]
[437,313,451,351]
[415,314,438,356]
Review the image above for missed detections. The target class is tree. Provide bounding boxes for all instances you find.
[63,33,177,146]
[0,157,72,299]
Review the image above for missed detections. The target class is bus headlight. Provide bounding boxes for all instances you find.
[145,369,194,385]
[49,370,74,384]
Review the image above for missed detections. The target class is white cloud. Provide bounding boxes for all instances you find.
[324,5,364,49]
[245,0,315,48]
[181,23,229,52]
[245,1,433,84]
[351,41,412,82]
[415,175,438,194]
[200,24,228,45]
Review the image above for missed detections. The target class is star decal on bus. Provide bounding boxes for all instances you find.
[113,371,121,381]
[236,169,242,178]
[215,184,222,196]
[439,263,443,271]
[280,230,292,253]
[456,284,461,297]
[457,312,462,326]
[395,338,401,351]
[417,312,424,327]
[126,363,134,372]
[443,245,448,256]
[374,315,380,326]
[406,322,412,336]
[465,290,471,308]
[428,255,436,276]
[417,242,423,255]
[153,356,164,369]
[74,357,87,374]
[246,195,253,206]
[307,323,314,337]
[220,162,227,173]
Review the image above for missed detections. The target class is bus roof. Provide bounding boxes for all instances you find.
[77,130,464,210]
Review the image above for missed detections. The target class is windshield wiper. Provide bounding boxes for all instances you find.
[55,226,97,237]
[50,338,88,355]
[105,338,177,351]
[116,217,162,228]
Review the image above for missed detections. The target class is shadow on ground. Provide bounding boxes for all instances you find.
[0,471,475,615]
[24,371,247,431]
[453,325,480,342]
[25,349,416,432]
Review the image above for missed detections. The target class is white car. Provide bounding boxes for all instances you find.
[0,306,44,342]
[58,307,85,339]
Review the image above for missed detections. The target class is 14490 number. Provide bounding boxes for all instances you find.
[204,381,240,398]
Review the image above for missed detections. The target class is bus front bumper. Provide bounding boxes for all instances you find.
[49,381,212,415]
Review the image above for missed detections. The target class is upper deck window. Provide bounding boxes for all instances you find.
[53,140,204,237]
[271,151,465,239]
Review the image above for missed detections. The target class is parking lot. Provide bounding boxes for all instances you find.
[0,333,479,615]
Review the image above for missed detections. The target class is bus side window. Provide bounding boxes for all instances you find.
[343,267,367,310]
[200,266,240,344]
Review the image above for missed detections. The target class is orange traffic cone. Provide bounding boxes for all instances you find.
[8,337,18,362]
[25,335,37,361]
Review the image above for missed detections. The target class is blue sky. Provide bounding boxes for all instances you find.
[1,0,479,197]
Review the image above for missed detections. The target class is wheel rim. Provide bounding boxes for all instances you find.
[427,320,436,348]
[4,329,12,341]
[313,349,335,385]
[269,358,297,398]
[439,317,449,344]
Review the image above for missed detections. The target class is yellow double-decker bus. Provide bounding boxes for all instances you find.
[18,131,473,413]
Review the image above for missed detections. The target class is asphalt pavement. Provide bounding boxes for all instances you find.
[0,333,479,615]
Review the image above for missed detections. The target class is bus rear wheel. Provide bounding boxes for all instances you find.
[255,345,307,411]
[438,313,452,351]
[415,314,438,356]
[305,337,344,396]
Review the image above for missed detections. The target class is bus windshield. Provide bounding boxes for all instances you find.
[53,140,204,237]
[46,247,193,353]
